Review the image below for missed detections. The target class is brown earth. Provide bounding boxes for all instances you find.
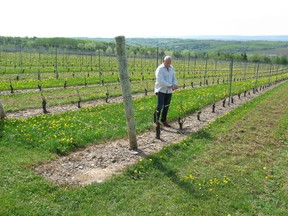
[6,83,282,187]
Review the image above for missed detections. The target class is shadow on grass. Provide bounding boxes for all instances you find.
[191,129,213,140]
[0,120,5,139]
[150,129,213,199]
[150,156,209,199]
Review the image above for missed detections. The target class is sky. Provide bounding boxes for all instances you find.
[1,0,287,38]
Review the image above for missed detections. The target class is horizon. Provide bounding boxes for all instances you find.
[2,35,288,40]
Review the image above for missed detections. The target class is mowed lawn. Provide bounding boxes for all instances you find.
[0,81,288,215]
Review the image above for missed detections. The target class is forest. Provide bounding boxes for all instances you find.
[1,35,288,64]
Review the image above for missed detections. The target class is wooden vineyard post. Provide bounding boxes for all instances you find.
[55,47,59,79]
[228,59,233,106]
[0,100,6,119]
[115,36,138,150]
[254,63,260,92]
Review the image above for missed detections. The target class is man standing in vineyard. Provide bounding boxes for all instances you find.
[154,55,178,127]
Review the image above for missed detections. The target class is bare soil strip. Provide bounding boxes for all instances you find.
[5,92,147,119]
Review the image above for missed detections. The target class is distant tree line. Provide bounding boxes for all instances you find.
[0,36,287,65]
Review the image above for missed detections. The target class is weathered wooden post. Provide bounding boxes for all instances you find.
[0,100,6,119]
[55,47,59,79]
[115,36,138,150]
[228,59,233,106]
[76,88,81,108]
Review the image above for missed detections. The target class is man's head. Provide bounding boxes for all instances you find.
[163,56,172,69]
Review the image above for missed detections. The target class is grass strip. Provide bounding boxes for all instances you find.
[0,80,287,215]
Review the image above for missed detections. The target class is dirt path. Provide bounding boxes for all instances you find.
[33,82,284,187]
[5,91,147,119]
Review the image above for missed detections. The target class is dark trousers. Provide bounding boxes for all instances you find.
[154,92,172,123]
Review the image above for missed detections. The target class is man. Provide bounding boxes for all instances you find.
[154,55,178,127]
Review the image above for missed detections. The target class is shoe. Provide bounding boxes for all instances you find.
[161,121,171,127]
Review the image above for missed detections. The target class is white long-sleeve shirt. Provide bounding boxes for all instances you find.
[154,63,177,94]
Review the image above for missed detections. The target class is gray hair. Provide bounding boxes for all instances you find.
[163,56,172,61]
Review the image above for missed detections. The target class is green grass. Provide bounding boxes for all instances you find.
[0,79,274,155]
[1,72,285,113]
[0,81,288,215]
[1,81,154,112]
[2,53,288,91]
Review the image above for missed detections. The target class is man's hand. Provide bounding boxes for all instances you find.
[172,85,178,91]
